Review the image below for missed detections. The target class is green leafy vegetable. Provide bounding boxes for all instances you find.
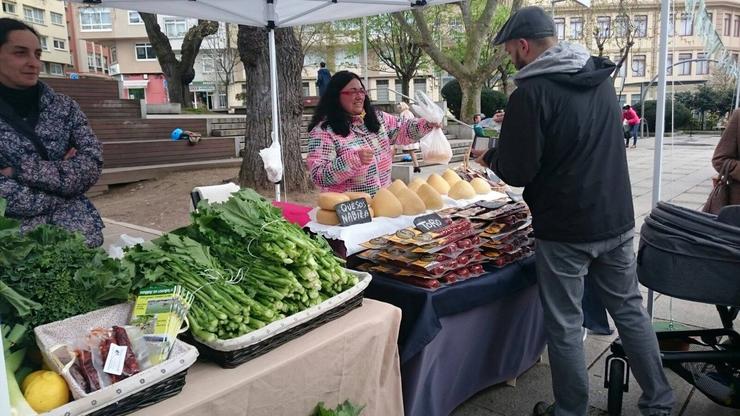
[0,200,133,333]
[124,188,359,342]
[313,400,365,416]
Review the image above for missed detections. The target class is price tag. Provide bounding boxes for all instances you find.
[335,198,372,226]
[414,213,445,232]
[103,343,127,376]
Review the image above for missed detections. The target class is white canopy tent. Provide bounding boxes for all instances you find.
[72,0,457,201]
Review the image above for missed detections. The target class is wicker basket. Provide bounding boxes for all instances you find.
[34,304,199,416]
[184,269,371,368]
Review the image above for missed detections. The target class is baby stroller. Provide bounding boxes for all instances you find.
[604,202,740,415]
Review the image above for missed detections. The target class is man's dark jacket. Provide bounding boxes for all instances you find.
[484,54,634,243]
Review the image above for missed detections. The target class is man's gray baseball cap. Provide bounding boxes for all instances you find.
[493,6,556,45]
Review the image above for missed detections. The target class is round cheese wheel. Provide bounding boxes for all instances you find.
[371,188,403,218]
[408,178,426,192]
[448,180,476,200]
[344,191,372,205]
[416,183,443,210]
[470,177,492,194]
[316,209,340,225]
[318,192,350,210]
[388,179,408,196]
[427,173,450,195]
[442,169,463,186]
[396,188,427,215]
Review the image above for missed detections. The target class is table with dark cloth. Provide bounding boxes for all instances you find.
[364,257,547,416]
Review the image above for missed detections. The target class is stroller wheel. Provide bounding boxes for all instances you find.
[607,358,627,415]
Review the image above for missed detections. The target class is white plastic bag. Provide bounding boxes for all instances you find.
[259,133,283,183]
[412,91,452,165]
[107,234,145,259]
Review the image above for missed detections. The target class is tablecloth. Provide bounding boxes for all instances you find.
[364,258,546,416]
[132,299,403,416]
[364,257,539,363]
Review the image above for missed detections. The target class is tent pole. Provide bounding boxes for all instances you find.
[363,17,369,87]
[647,0,671,319]
[268,28,282,202]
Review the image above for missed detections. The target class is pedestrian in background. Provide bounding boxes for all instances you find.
[397,101,421,173]
[316,62,331,97]
[622,104,641,148]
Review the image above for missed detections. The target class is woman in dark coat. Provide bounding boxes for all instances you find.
[0,18,104,246]
[712,109,740,206]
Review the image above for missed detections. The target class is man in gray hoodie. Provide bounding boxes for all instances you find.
[476,7,674,416]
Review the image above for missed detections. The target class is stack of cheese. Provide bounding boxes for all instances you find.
[316,191,373,225]
[316,169,494,224]
[427,169,491,201]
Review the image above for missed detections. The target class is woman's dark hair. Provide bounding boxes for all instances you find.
[0,18,39,46]
[308,70,380,137]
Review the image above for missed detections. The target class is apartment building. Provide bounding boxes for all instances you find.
[302,47,440,102]
[68,4,245,108]
[1,0,73,77]
[538,0,740,106]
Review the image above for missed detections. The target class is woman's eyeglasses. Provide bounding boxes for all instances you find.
[339,89,367,97]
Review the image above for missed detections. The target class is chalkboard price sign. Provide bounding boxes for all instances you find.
[414,213,445,232]
[335,198,372,226]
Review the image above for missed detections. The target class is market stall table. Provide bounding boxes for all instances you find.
[131,299,403,416]
[364,257,545,416]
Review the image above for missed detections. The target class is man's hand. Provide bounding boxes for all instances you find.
[0,167,14,177]
[64,147,77,160]
[475,153,488,167]
[357,148,374,165]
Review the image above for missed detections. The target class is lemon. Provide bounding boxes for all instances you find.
[22,370,70,412]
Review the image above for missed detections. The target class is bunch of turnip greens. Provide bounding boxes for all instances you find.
[0,199,133,337]
[125,188,358,342]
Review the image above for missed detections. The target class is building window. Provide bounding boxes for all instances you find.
[2,2,16,14]
[678,13,693,36]
[631,55,646,77]
[631,93,641,106]
[724,13,732,36]
[596,16,611,38]
[128,11,143,24]
[95,54,102,68]
[23,6,44,24]
[39,36,47,51]
[666,54,673,75]
[50,12,64,26]
[634,15,648,37]
[202,57,214,73]
[163,18,188,38]
[87,54,95,71]
[554,18,565,40]
[667,13,674,36]
[697,53,709,75]
[734,53,739,63]
[135,43,156,60]
[615,16,628,37]
[570,17,583,39]
[735,16,740,37]
[49,63,64,76]
[53,38,65,50]
[678,53,692,75]
[414,78,427,96]
[80,8,112,31]
[376,79,389,101]
[617,95,626,108]
[302,82,309,97]
[614,56,626,77]
[110,46,117,63]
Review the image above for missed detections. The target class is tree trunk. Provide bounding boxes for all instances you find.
[237,26,310,195]
[401,75,412,102]
[459,79,481,123]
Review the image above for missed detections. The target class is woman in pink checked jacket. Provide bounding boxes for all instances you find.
[306,71,439,195]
